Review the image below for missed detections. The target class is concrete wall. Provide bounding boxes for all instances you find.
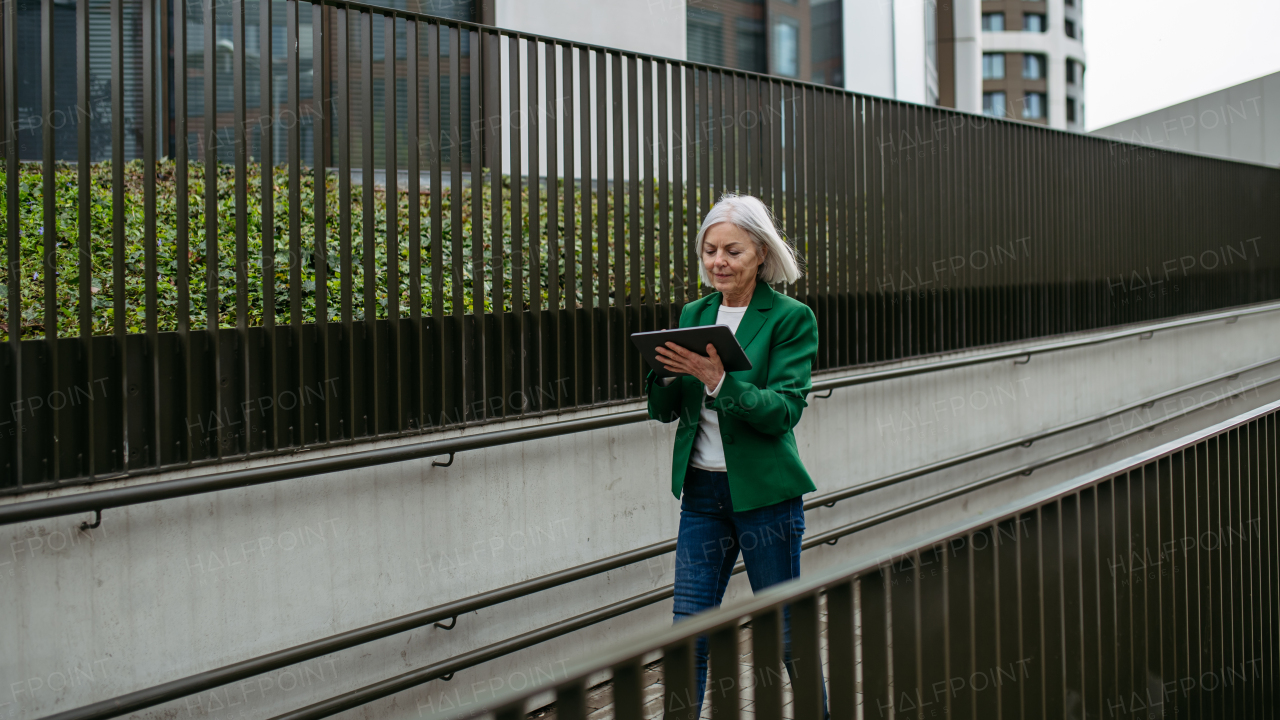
[4,306,1280,720]
[1091,71,1280,167]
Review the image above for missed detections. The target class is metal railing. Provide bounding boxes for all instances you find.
[415,399,1280,720]
[3,0,1279,492]
[33,353,1280,720]
[1,300,1273,527]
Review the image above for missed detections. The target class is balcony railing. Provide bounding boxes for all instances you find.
[2,0,1279,492]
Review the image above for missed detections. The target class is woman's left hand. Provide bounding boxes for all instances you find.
[655,342,725,391]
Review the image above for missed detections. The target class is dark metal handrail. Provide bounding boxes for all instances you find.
[314,391,1280,720]
[35,353,1280,720]
[412,399,1280,720]
[3,302,1274,528]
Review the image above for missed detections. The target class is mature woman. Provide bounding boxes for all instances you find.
[646,194,827,719]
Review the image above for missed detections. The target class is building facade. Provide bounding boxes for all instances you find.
[493,0,1086,131]
[1090,71,1280,167]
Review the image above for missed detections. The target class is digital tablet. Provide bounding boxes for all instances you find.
[630,325,753,379]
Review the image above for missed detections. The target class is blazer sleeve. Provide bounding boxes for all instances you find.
[645,303,693,424]
[710,302,817,436]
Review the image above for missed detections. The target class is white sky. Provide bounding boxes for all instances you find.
[1083,0,1280,131]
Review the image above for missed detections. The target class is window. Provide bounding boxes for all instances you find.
[687,8,725,66]
[981,12,1004,31]
[1067,97,1077,123]
[1022,92,1046,119]
[1022,54,1044,80]
[1023,13,1045,32]
[1066,59,1076,84]
[1065,19,1077,38]
[983,91,1007,118]
[772,17,800,77]
[982,53,1005,80]
[735,18,766,73]
[811,0,844,86]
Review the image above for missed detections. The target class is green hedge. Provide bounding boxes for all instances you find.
[1,159,697,340]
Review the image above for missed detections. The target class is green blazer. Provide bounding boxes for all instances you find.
[645,280,819,512]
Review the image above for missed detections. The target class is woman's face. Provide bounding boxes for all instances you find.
[702,222,765,300]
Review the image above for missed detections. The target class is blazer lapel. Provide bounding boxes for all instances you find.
[733,281,775,350]
[697,291,721,327]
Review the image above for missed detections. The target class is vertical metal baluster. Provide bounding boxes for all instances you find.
[41,0,58,480]
[698,70,709,292]
[612,657,644,720]
[558,42,573,408]
[384,13,399,435]
[287,0,302,444]
[544,41,560,410]
[555,679,587,720]
[890,553,919,720]
[404,17,420,431]
[685,66,696,303]
[665,635,696,717]
[427,22,444,427]
[261,0,276,450]
[859,570,889,720]
[973,527,999,719]
[336,7,351,440]
[945,534,974,720]
[406,17,421,432]
[707,624,739,719]
[611,52,624,401]
[1099,479,1120,720]
[592,48,606,403]
[1061,493,1084,718]
[525,37,540,413]
[813,89,826,368]
[3,0,18,486]
[657,60,670,328]
[360,9,375,434]
[627,55,640,397]
[175,0,190,463]
[1170,449,1190,720]
[75,0,94,476]
[232,0,247,456]
[709,71,720,208]
[826,579,856,720]
[642,58,654,345]
[571,44,587,408]
[485,29,503,421]
[313,2,328,443]
[507,34,521,417]
[448,24,463,425]
[469,28,487,420]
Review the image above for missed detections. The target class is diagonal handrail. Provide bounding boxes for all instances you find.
[32,351,1280,720]
[3,301,1275,528]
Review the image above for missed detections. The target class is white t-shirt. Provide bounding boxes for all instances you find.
[687,304,748,472]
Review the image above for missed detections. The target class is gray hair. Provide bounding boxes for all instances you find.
[696,194,803,286]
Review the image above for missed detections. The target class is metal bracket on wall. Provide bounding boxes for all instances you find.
[432,453,455,468]
[80,509,102,531]
[1139,331,1155,340]
[825,538,839,546]
[1226,316,1240,324]
[812,389,834,399]
[1013,354,1031,365]
[435,615,457,630]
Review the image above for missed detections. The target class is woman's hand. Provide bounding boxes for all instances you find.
[655,342,725,391]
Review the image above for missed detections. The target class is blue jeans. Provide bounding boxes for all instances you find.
[669,465,829,719]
